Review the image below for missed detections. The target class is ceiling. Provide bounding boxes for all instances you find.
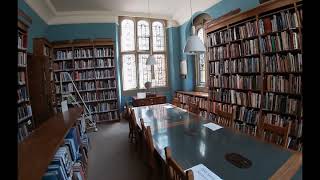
[25,0,222,26]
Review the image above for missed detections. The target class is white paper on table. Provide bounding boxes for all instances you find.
[163,105,174,109]
[203,123,223,132]
[186,164,222,180]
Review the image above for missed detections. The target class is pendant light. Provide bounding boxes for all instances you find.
[146,0,156,65]
[183,0,206,55]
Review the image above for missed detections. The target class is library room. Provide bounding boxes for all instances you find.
[17,0,303,179]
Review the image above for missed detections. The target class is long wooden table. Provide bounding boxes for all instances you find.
[133,104,302,180]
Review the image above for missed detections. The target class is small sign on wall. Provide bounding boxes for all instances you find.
[180,59,187,79]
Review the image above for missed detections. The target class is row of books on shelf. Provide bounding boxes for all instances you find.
[260,31,301,53]
[92,112,119,122]
[17,104,32,121]
[208,39,259,60]
[18,120,33,142]
[230,20,258,41]
[211,89,261,108]
[75,91,117,102]
[210,75,262,90]
[55,48,114,60]
[208,45,229,60]
[264,75,302,94]
[17,86,29,103]
[18,52,27,67]
[74,48,94,59]
[18,32,27,49]
[43,126,89,180]
[55,50,73,60]
[58,82,117,95]
[210,102,260,126]
[263,92,302,116]
[56,72,116,83]
[87,102,118,113]
[54,58,115,71]
[258,10,301,35]
[54,61,73,71]
[235,123,257,136]
[67,81,116,92]
[263,113,303,138]
[18,71,26,85]
[209,57,260,74]
[206,9,302,47]
[263,53,302,73]
[95,48,114,58]
[74,70,115,80]
[96,58,114,67]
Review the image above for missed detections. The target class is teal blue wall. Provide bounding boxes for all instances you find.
[167,27,182,101]
[46,23,117,42]
[18,0,48,53]
[178,0,260,91]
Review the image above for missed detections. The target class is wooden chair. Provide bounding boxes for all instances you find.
[188,101,200,115]
[172,97,181,107]
[165,147,194,180]
[215,109,234,128]
[128,108,138,144]
[258,121,292,148]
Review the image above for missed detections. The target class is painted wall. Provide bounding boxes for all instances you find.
[18,0,48,53]
[178,0,260,91]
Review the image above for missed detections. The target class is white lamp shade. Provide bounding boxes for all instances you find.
[146,54,156,65]
[183,35,206,55]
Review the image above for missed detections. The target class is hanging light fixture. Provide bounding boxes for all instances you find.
[146,0,157,65]
[183,0,206,55]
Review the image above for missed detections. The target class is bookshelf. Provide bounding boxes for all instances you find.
[205,0,302,150]
[28,38,56,128]
[52,39,120,123]
[18,107,86,180]
[176,91,209,118]
[17,20,34,142]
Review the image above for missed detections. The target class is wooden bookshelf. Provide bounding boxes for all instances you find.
[176,91,209,118]
[52,39,120,123]
[205,0,303,150]
[28,38,56,128]
[18,107,83,180]
[17,20,34,142]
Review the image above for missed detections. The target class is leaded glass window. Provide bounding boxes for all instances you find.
[121,19,135,52]
[152,21,165,51]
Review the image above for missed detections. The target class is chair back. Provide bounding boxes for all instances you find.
[172,97,181,107]
[188,102,200,115]
[259,120,291,148]
[215,109,234,128]
[145,126,155,169]
[165,147,194,180]
[129,109,138,130]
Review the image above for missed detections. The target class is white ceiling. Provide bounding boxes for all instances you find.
[25,0,222,26]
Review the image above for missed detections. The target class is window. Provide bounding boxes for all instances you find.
[120,17,167,91]
[196,27,206,87]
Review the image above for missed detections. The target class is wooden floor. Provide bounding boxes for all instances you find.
[87,120,148,180]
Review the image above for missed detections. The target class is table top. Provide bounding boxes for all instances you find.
[133,104,302,180]
[18,107,83,180]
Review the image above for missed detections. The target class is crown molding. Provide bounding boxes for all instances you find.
[24,0,221,27]
[24,0,55,23]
